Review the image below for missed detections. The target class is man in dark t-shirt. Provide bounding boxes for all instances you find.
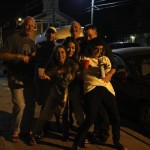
[0,16,36,143]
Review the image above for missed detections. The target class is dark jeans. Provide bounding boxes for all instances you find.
[69,78,84,127]
[94,103,110,141]
[34,77,51,107]
[74,86,121,145]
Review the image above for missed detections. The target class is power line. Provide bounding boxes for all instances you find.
[68,0,138,15]
[65,0,138,15]
[95,0,138,8]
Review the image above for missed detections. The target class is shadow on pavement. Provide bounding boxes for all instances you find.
[0,110,12,134]
[120,117,150,146]
[39,140,71,150]
[120,117,150,138]
[0,109,150,149]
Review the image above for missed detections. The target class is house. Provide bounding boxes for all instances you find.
[32,0,75,40]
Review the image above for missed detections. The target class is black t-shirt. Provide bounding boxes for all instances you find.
[36,40,56,68]
[0,32,36,80]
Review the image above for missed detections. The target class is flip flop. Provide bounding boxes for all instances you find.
[81,138,91,148]
[11,136,19,143]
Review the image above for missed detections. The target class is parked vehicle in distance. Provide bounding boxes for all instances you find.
[110,42,141,49]
[112,47,150,132]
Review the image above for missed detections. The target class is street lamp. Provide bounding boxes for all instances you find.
[16,17,23,25]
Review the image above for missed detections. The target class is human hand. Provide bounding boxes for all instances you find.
[67,73,75,80]
[102,72,112,83]
[40,73,51,80]
[20,55,30,63]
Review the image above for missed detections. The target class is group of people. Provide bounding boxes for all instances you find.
[0,16,127,150]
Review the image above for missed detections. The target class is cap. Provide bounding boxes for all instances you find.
[47,27,57,33]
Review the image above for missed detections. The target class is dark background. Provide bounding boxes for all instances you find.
[0,0,150,40]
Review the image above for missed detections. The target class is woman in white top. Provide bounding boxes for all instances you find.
[72,38,127,150]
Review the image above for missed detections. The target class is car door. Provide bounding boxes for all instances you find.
[112,54,141,118]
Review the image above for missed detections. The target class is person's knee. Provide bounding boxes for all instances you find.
[16,102,25,111]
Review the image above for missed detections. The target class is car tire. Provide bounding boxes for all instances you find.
[139,102,150,132]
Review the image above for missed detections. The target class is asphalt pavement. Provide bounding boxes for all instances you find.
[0,76,150,150]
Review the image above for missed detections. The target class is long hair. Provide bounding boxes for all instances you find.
[62,37,80,61]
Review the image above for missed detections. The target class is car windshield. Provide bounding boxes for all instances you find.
[127,54,150,79]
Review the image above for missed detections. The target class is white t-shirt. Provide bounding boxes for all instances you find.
[83,56,115,96]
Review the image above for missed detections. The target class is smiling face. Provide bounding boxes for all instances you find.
[70,21,82,39]
[56,46,67,64]
[22,16,35,37]
[45,28,57,41]
[84,28,97,41]
[46,32,57,41]
[92,45,103,58]
[66,42,76,57]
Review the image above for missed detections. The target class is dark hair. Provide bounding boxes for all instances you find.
[53,44,66,57]
[86,38,104,56]
[62,37,80,61]
[50,44,69,66]
[83,24,97,34]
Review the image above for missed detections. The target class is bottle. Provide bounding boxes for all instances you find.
[98,57,105,78]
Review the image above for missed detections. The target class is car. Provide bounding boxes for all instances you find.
[111,47,150,132]
[109,42,141,49]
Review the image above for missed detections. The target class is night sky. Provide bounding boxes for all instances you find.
[0,0,140,25]
[0,0,150,40]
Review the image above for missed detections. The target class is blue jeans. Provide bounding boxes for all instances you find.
[33,85,61,133]
[8,78,35,134]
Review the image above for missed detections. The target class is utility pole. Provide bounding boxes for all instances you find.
[91,0,94,24]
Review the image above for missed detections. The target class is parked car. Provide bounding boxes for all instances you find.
[110,42,141,49]
[111,47,150,132]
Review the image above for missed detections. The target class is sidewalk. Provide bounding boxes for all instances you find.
[0,76,150,150]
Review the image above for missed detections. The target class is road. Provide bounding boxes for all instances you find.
[0,76,150,150]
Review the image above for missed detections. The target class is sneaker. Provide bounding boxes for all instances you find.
[80,138,91,148]
[11,133,19,143]
[29,134,37,146]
